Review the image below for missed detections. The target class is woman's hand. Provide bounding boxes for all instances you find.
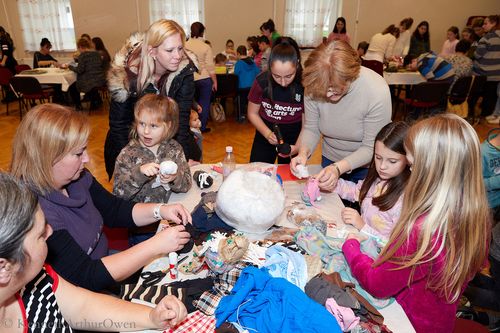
[150,295,187,329]
[153,225,191,253]
[341,207,365,230]
[159,173,177,184]
[266,131,278,145]
[290,152,308,175]
[140,163,160,177]
[159,203,192,225]
[315,164,339,191]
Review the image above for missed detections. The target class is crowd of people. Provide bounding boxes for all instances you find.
[0,12,499,333]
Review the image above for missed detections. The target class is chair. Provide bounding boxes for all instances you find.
[467,75,487,123]
[453,318,489,333]
[215,74,239,118]
[361,59,383,76]
[448,76,473,105]
[396,80,451,120]
[9,76,53,119]
[15,64,31,74]
[0,68,14,115]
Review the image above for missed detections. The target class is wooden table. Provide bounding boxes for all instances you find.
[16,67,76,91]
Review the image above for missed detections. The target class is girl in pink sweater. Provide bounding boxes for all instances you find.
[335,121,410,246]
[342,114,490,332]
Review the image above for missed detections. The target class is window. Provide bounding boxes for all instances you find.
[17,0,76,52]
[149,0,204,37]
[284,0,341,47]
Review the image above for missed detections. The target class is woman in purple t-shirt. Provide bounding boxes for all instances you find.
[247,37,304,164]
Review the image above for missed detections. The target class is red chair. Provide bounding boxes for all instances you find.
[396,81,451,120]
[15,64,31,74]
[361,59,384,76]
[453,318,489,333]
[9,76,53,119]
[0,68,14,115]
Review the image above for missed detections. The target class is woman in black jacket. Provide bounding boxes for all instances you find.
[105,19,200,179]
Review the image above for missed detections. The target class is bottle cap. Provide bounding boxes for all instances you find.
[226,146,233,153]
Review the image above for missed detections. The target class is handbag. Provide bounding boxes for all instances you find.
[210,98,226,122]
[447,76,475,118]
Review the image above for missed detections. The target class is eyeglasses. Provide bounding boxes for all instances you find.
[326,85,349,99]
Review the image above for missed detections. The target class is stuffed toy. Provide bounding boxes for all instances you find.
[152,160,178,190]
[193,170,214,189]
[301,177,321,207]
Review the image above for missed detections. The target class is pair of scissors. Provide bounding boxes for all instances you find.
[140,255,188,288]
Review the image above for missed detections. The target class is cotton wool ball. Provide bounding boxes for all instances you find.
[215,169,285,234]
[294,164,310,178]
[160,161,178,175]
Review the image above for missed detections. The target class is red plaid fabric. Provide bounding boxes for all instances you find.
[165,310,215,333]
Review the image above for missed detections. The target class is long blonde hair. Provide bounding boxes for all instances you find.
[375,114,490,303]
[10,104,90,195]
[137,19,186,93]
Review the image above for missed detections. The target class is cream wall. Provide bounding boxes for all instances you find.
[1,0,498,63]
[343,0,499,53]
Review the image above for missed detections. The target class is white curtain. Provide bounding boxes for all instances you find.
[17,0,76,51]
[284,0,340,47]
[149,0,204,38]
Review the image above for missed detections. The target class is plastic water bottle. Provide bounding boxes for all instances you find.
[222,146,236,180]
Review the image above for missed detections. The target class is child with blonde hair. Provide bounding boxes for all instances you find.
[342,114,490,332]
[113,94,192,243]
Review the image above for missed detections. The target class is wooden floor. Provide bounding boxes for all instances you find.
[0,99,494,192]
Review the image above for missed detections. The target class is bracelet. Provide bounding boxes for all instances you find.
[266,131,273,139]
[332,163,342,177]
[153,203,167,221]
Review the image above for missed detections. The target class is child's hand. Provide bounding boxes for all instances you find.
[341,207,365,230]
[150,295,187,328]
[346,232,368,243]
[159,173,177,184]
[140,163,160,177]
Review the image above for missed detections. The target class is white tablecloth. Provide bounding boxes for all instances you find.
[140,164,414,333]
[384,71,425,86]
[16,67,76,91]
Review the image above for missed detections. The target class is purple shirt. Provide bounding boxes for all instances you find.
[39,171,108,259]
[342,215,462,333]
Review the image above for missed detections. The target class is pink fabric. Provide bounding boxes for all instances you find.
[342,215,463,333]
[325,298,360,332]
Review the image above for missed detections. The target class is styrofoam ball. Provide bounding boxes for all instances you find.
[293,164,310,179]
[215,169,285,234]
[160,160,178,175]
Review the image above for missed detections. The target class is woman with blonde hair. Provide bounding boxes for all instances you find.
[342,114,490,332]
[0,172,187,331]
[105,19,200,180]
[291,40,391,191]
[11,104,192,292]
